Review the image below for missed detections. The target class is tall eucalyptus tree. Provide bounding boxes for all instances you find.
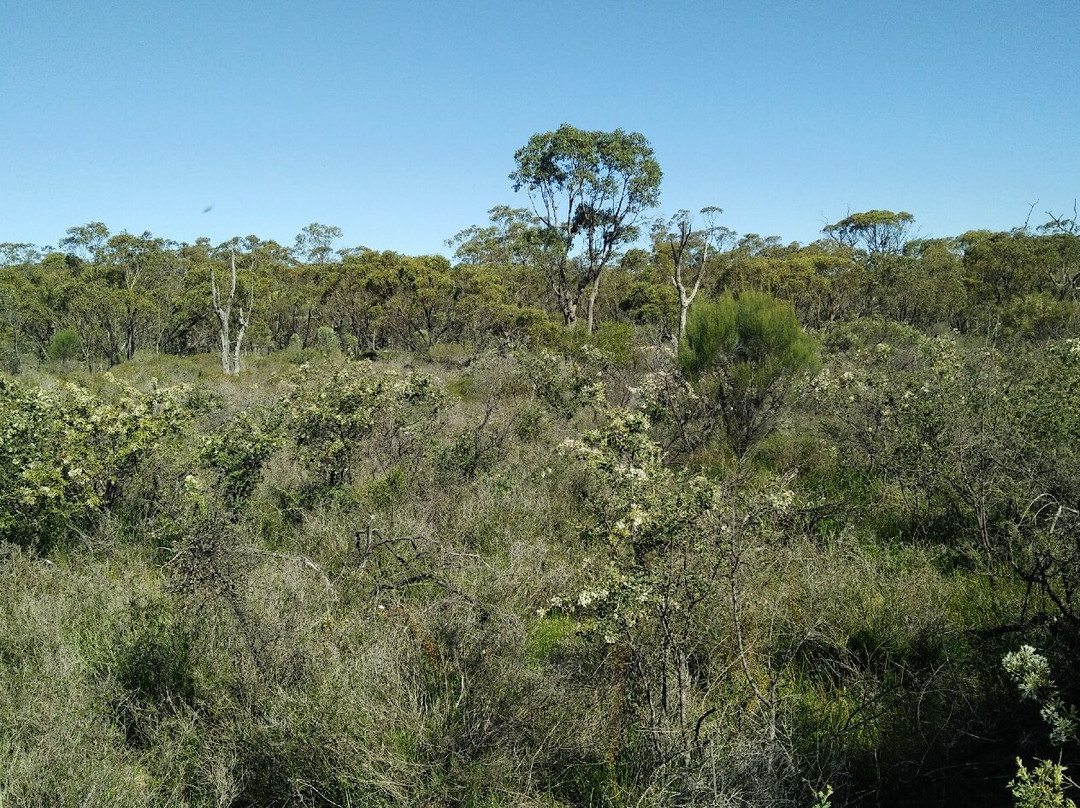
[510,124,661,330]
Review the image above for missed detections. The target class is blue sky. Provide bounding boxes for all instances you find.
[2,0,1077,256]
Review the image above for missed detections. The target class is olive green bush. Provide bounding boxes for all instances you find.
[0,374,193,548]
[678,290,818,456]
[199,406,284,509]
[285,360,442,491]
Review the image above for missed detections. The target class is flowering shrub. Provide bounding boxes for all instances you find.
[199,406,284,508]
[1010,339,1080,494]
[516,349,604,418]
[1004,645,1078,745]
[285,362,442,488]
[562,408,712,562]
[0,374,192,547]
[1004,646,1079,807]
[1009,759,1077,808]
[555,403,789,778]
[812,321,1017,541]
[813,326,964,473]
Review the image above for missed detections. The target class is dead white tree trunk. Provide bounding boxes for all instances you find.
[587,271,602,333]
[210,250,252,374]
[661,207,729,340]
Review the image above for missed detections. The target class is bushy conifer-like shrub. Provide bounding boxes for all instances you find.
[678,290,818,455]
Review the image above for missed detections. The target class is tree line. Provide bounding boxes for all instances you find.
[2,126,1077,374]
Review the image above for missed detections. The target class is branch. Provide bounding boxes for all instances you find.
[233,547,336,595]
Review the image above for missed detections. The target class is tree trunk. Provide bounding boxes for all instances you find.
[559,289,578,327]
[587,271,602,333]
[218,318,231,373]
[232,305,248,374]
[211,251,243,375]
[674,260,704,340]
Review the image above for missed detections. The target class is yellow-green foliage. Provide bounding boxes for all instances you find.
[0,374,193,547]
[0,325,1076,807]
[285,360,442,489]
[1010,759,1077,808]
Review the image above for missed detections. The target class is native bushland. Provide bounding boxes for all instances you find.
[2,138,1080,806]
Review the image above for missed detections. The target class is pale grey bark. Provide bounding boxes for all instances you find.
[210,251,251,375]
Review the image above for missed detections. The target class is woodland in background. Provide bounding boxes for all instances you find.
[2,129,1080,807]
[5,203,1080,371]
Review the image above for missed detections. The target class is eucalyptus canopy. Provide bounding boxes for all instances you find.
[510,124,662,329]
[823,209,915,262]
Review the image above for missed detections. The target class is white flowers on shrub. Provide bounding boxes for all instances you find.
[578,588,610,608]
[768,488,795,512]
[1004,645,1079,745]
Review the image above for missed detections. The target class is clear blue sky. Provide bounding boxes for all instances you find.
[2,0,1077,256]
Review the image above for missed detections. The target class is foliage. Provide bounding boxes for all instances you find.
[515,349,604,418]
[286,360,442,489]
[823,210,915,258]
[811,784,835,808]
[678,290,818,456]
[313,324,340,353]
[47,327,83,361]
[9,194,1080,806]
[0,374,193,547]
[1004,645,1078,745]
[811,320,1019,545]
[555,405,829,803]
[1004,645,1079,807]
[723,239,854,328]
[1009,759,1077,808]
[510,123,662,327]
[199,407,284,509]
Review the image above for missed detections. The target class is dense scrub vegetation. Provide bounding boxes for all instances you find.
[3,131,1080,806]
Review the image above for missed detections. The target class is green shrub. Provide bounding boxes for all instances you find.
[199,407,284,509]
[514,403,545,442]
[340,332,359,357]
[428,341,472,366]
[47,328,84,362]
[313,325,340,353]
[362,465,412,513]
[679,290,818,455]
[287,361,442,489]
[516,350,602,419]
[282,332,313,364]
[0,375,193,548]
[552,320,636,369]
[102,596,199,749]
[1010,759,1077,808]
